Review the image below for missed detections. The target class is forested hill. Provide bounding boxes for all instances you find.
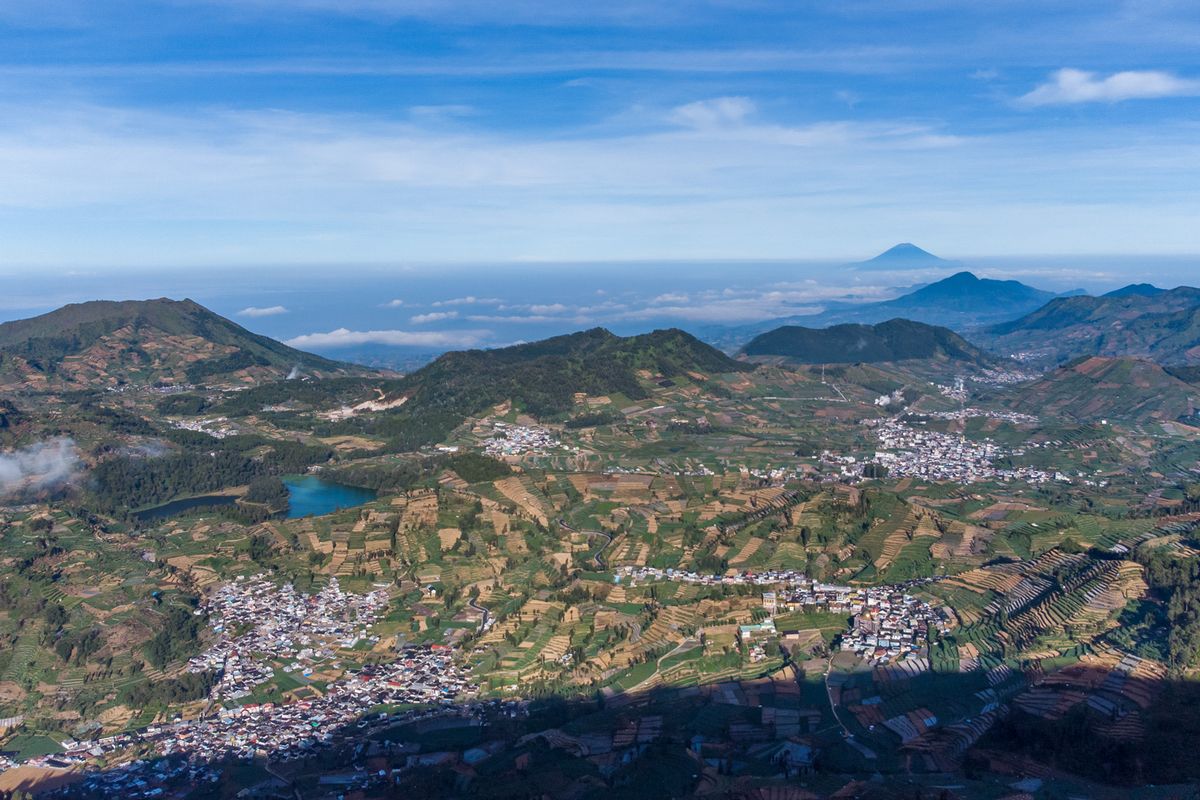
[307,327,752,450]
[0,298,364,389]
[741,318,992,366]
[394,327,750,418]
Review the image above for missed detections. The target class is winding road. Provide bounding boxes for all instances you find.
[557,519,613,569]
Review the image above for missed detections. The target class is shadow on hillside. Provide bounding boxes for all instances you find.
[18,664,1200,800]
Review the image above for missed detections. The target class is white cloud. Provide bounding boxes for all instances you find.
[409,310,458,324]
[431,296,504,306]
[237,305,288,317]
[527,303,568,314]
[381,298,405,307]
[669,96,755,129]
[1019,68,1200,106]
[285,328,487,349]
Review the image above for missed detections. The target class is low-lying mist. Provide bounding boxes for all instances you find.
[0,437,81,499]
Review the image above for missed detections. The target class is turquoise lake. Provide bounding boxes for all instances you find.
[135,476,377,522]
[282,475,377,518]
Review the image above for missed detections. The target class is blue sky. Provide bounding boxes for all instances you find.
[1,0,1199,273]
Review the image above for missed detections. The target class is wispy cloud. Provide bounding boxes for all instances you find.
[409,104,476,120]
[237,305,288,317]
[1,97,1199,265]
[669,96,755,129]
[1019,68,1200,106]
[285,328,487,349]
[381,298,405,307]
[409,310,458,324]
[431,296,503,307]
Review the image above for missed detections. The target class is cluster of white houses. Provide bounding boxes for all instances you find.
[764,581,946,663]
[481,422,565,457]
[187,575,389,699]
[863,416,1058,485]
[618,567,945,666]
[41,645,476,797]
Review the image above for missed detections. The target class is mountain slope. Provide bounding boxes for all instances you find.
[1104,283,1165,298]
[982,286,1200,364]
[742,318,992,366]
[856,243,955,270]
[0,298,362,390]
[1003,356,1200,423]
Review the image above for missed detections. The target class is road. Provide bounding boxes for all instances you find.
[822,653,877,760]
[557,519,613,568]
[468,598,490,632]
[623,637,699,694]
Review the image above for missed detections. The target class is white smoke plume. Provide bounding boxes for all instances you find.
[0,438,81,498]
[286,365,301,380]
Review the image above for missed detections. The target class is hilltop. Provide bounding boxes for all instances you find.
[398,326,748,415]
[856,243,956,270]
[982,286,1200,364]
[235,327,756,450]
[742,318,992,366]
[1104,283,1165,298]
[0,298,363,390]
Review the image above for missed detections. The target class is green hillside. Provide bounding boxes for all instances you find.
[1003,356,1200,423]
[335,327,752,449]
[984,287,1200,364]
[741,318,992,366]
[0,298,361,389]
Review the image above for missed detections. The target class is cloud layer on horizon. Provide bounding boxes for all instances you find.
[285,327,487,349]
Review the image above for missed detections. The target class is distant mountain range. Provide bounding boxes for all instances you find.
[742,318,992,366]
[981,285,1200,365]
[855,242,957,270]
[0,298,364,390]
[706,270,1070,349]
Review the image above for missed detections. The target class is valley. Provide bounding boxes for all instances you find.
[1,286,1199,799]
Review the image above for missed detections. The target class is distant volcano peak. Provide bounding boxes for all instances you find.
[857,243,954,269]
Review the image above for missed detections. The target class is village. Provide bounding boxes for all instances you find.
[617,567,947,666]
[480,422,567,457]
[44,644,480,798]
[860,415,1059,485]
[168,416,238,439]
[187,575,391,700]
